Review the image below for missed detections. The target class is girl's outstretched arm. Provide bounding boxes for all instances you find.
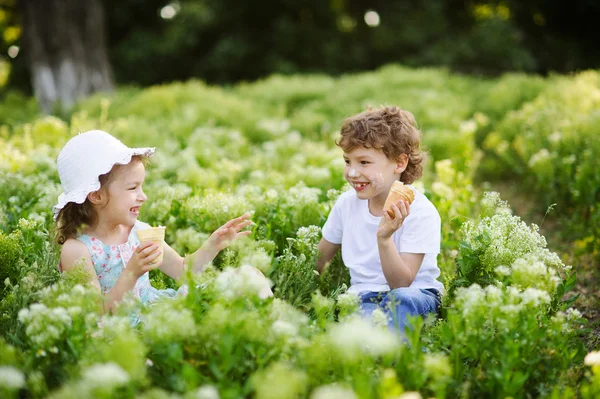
[159,213,253,280]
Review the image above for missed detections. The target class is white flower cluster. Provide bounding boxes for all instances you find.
[18,303,72,348]
[423,353,452,377]
[550,308,583,334]
[479,192,511,217]
[239,248,273,273]
[431,181,455,201]
[528,148,553,168]
[310,384,358,399]
[82,362,130,390]
[142,304,196,344]
[370,308,389,327]
[454,284,552,334]
[584,351,600,367]
[509,257,560,292]
[269,299,308,340]
[336,292,359,318]
[284,184,321,209]
[252,361,307,399]
[461,204,566,281]
[214,266,273,300]
[0,366,25,390]
[193,384,220,399]
[327,317,399,361]
[311,291,335,318]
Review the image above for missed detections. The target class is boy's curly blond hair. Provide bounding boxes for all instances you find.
[336,106,425,184]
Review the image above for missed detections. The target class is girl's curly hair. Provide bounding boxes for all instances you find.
[336,105,425,184]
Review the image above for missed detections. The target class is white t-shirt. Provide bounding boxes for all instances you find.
[322,186,444,295]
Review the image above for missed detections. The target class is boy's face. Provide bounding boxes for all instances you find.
[343,146,407,204]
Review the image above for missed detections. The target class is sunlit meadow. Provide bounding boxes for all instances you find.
[1,65,598,398]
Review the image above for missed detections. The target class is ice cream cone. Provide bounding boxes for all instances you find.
[383,181,415,218]
[137,226,166,264]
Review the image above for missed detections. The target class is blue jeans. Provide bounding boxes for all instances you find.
[359,287,441,333]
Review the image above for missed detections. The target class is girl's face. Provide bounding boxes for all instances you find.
[343,146,407,205]
[96,160,147,226]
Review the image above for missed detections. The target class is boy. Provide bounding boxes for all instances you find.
[316,106,443,332]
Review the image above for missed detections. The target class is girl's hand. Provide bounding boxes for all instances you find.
[206,213,253,252]
[377,200,410,239]
[127,241,162,278]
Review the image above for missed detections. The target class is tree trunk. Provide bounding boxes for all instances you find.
[20,0,114,113]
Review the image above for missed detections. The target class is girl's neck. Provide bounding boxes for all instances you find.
[83,220,133,245]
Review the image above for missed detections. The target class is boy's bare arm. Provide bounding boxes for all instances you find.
[377,236,424,288]
[316,237,340,274]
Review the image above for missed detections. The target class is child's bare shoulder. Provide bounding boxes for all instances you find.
[60,238,93,271]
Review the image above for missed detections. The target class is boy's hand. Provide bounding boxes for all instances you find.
[128,241,162,277]
[206,213,253,252]
[377,200,410,239]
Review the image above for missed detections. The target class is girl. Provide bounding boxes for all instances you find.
[54,130,270,313]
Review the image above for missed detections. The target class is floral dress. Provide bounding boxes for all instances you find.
[75,220,187,303]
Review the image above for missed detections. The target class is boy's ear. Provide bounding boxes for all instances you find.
[394,154,409,174]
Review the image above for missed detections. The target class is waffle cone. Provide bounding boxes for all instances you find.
[137,226,166,264]
[383,181,415,218]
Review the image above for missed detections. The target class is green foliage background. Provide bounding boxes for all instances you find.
[0,65,599,398]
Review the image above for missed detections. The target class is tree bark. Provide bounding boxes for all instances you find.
[20,0,114,113]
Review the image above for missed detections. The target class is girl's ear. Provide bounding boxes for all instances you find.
[394,154,409,174]
[87,189,106,205]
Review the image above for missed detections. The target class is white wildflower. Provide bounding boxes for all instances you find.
[328,317,399,361]
[214,266,272,300]
[82,362,130,389]
[30,303,47,313]
[239,249,272,273]
[266,189,278,200]
[423,353,451,377]
[336,292,359,317]
[455,284,485,317]
[494,265,511,276]
[499,304,523,316]
[143,306,196,343]
[371,308,389,328]
[310,384,358,399]
[398,393,423,399]
[18,308,30,323]
[432,181,454,200]
[484,285,504,307]
[194,385,220,399]
[584,351,600,367]
[272,320,298,337]
[528,148,551,167]
[72,284,86,295]
[0,366,25,389]
[566,308,582,320]
[520,288,551,308]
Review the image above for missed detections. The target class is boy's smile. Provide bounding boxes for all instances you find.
[343,147,407,211]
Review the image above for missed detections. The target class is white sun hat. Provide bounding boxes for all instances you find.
[53,130,155,220]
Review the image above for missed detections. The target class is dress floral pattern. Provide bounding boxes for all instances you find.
[76,220,187,303]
